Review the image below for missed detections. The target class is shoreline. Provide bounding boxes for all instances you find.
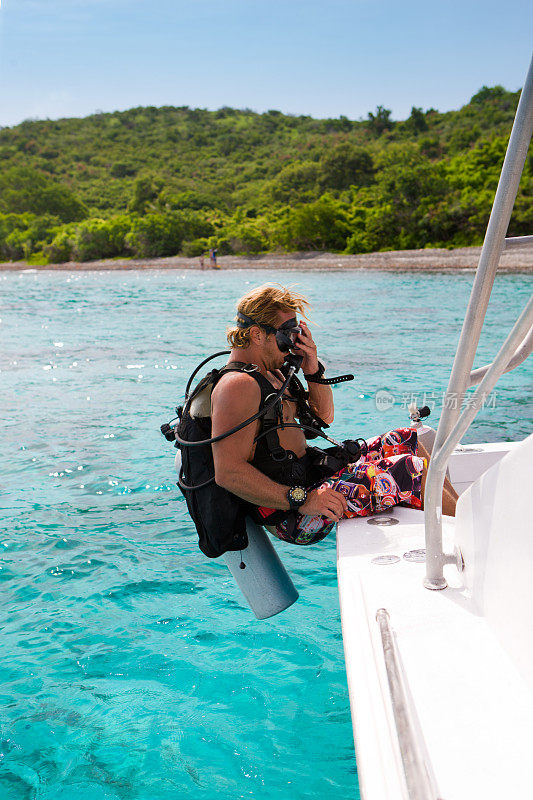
[1,245,532,272]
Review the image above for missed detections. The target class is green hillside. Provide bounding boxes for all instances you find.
[0,85,531,263]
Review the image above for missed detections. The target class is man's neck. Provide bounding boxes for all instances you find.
[229,347,269,375]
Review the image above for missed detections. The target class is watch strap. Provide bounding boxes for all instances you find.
[287,486,307,510]
[303,360,325,381]
[305,360,355,385]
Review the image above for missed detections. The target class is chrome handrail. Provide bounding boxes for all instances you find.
[424,52,533,590]
[376,609,438,800]
[429,295,533,496]
[504,234,533,250]
[468,325,533,387]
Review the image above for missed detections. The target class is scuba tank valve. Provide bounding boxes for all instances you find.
[408,402,437,454]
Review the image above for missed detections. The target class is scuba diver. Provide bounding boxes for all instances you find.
[162,284,458,558]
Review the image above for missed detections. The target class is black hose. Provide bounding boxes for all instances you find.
[177,467,215,491]
[253,423,368,459]
[253,421,342,448]
[178,423,367,491]
[184,350,231,400]
[175,363,298,448]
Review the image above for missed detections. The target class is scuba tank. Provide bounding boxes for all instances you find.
[408,402,450,479]
[408,403,437,453]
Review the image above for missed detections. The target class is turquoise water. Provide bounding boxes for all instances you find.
[1,268,532,800]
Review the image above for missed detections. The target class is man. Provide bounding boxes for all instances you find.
[212,285,348,524]
[211,285,457,546]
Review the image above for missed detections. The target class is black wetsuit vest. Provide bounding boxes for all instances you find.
[176,361,344,558]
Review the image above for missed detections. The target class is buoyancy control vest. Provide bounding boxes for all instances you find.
[172,360,354,558]
[162,352,364,558]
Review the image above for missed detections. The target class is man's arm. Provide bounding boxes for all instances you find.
[306,380,334,425]
[294,320,334,424]
[211,371,347,520]
[211,372,293,509]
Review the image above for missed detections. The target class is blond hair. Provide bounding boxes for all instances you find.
[227,284,310,348]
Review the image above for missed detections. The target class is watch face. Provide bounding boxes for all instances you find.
[291,487,306,502]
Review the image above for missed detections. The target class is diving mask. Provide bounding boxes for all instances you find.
[236,313,302,353]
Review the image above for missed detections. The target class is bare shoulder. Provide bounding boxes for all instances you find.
[211,370,261,408]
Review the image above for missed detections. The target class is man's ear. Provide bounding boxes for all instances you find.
[250,325,263,345]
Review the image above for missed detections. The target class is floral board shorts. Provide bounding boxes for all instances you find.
[272,427,426,546]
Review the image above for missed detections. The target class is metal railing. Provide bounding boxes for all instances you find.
[504,234,533,250]
[468,324,533,386]
[376,609,439,799]
[424,52,533,590]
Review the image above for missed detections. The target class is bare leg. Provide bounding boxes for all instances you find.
[418,440,458,517]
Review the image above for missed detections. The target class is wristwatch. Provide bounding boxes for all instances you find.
[287,486,307,510]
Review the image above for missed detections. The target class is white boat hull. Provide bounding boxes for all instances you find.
[337,439,533,799]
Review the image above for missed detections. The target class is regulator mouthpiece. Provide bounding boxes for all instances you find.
[283,352,304,372]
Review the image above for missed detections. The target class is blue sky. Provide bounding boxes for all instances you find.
[0,0,531,128]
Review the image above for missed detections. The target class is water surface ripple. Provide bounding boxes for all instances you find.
[1,269,532,800]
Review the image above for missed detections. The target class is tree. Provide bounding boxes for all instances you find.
[0,212,63,260]
[275,195,352,251]
[406,107,428,134]
[127,176,160,215]
[470,85,506,105]
[367,106,393,136]
[0,167,87,221]
[0,96,524,261]
[318,144,374,191]
[72,216,131,261]
[266,161,320,203]
[125,210,213,258]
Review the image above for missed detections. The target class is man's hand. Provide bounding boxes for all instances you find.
[293,320,319,375]
[294,319,335,425]
[300,485,348,521]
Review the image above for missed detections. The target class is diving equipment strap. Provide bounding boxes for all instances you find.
[306,373,354,385]
[304,359,354,385]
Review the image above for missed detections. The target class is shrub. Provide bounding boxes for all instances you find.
[0,212,63,261]
[125,213,184,258]
[44,230,74,263]
[344,229,371,254]
[227,230,266,254]
[318,144,374,191]
[208,238,233,255]
[181,238,208,257]
[0,167,88,221]
[127,176,161,215]
[2,228,30,260]
[110,161,137,178]
[275,195,352,251]
[72,216,131,261]
[266,161,320,203]
[162,190,215,211]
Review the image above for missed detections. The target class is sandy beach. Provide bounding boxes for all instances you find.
[1,244,532,272]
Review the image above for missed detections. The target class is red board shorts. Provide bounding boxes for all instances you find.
[271,427,426,546]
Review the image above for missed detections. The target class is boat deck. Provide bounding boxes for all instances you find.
[337,442,533,800]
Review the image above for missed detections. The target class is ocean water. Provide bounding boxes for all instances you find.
[0,268,532,800]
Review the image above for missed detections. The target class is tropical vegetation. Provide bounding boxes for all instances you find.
[0,85,530,263]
